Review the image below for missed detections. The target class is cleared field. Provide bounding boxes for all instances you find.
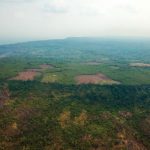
[75,73,120,85]
[10,64,55,81]
[11,70,39,81]
[40,64,54,70]
[130,63,150,67]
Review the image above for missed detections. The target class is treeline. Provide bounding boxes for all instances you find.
[6,81,150,110]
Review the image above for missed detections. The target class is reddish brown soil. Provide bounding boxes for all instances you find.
[10,64,54,81]
[27,69,41,72]
[75,73,120,85]
[40,64,53,69]
[11,71,38,81]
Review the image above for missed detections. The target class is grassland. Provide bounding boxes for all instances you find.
[1,57,150,85]
[0,38,150,85]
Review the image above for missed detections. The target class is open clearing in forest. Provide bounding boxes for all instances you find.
[40,64,54,70]
[10,64,54,81]
[130,63,150,67]
[28,64,54,72]
[41,74,57,83]
[11,70,39,81]
[75,73,120,85]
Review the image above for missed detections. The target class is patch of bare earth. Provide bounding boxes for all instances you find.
[10,64,54,81]
[75,73,120,85]
[11,70,38,81]
[130,63,150,67]
[27,69,41,72]
[40,64,54,70]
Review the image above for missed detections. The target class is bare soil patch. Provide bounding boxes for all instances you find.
[28,64,54,72]
[27,69,41,72]
[10,64,54,81]
[40,64,54,70]
[11,70,38,81]
[130,63,150,67]
[75,73,120,85]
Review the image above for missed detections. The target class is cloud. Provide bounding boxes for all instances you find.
[40,0,103,16]
[41,1,68,14]
[0,0,36,2]
[0,0,139,16]
[39,0,139,16]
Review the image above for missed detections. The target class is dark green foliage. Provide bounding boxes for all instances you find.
[0,81,149,149]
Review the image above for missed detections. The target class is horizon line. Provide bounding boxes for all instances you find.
[1,36,150,46]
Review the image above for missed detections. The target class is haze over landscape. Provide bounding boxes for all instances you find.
[0,0,150,44]
[0,0,150,150]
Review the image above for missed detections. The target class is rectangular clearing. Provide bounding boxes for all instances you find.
[75,73,120,85]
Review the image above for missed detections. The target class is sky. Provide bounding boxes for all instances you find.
[0,0,150,44]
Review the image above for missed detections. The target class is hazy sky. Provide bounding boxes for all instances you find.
[0,0,150,44]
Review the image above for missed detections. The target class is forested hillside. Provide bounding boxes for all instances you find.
[0,81,150,149]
